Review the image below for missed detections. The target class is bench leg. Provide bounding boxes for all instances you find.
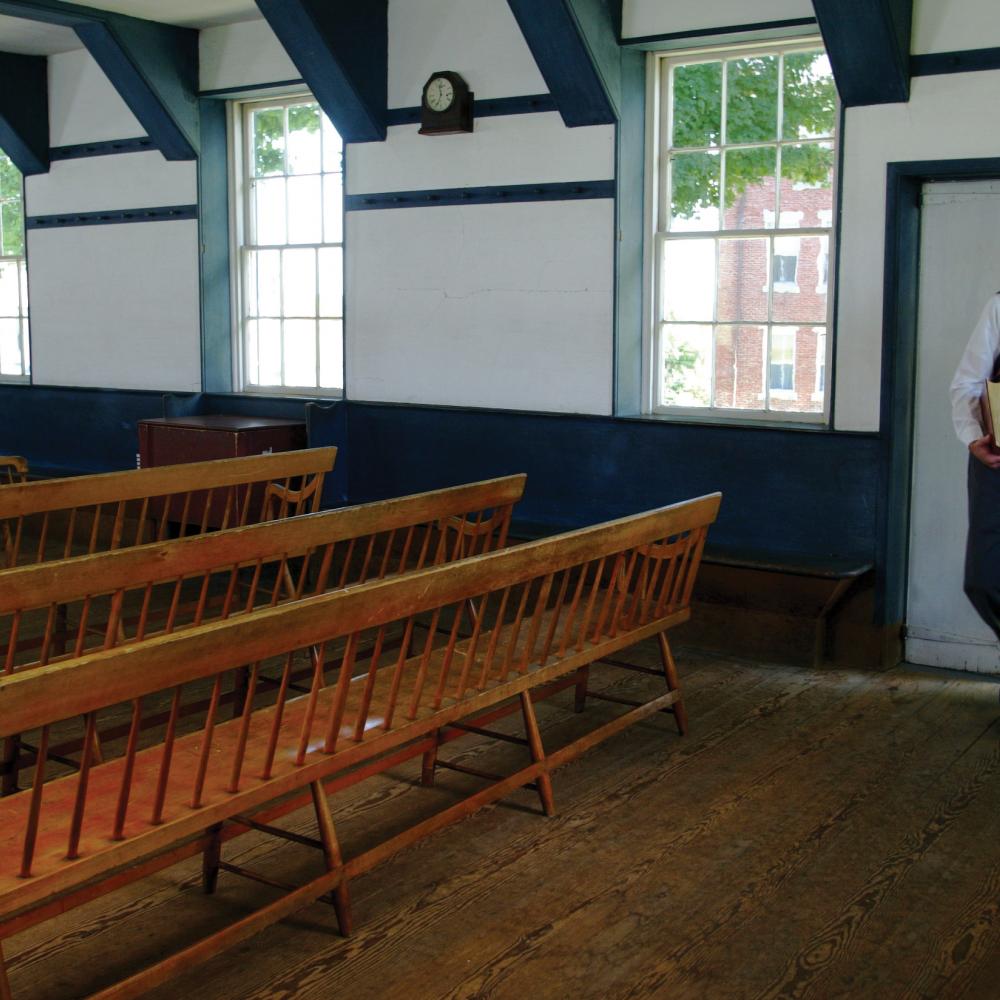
[310,781,353,936]
[519,693,555,817]
[0,940,12,1000]
[202,823,224,895]
[657,632,688,736]
[421,730,440,787]
[573,665,589,713]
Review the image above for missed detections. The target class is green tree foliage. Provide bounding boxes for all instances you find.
[253,103,321,177]
[669,52,837,220]
[0,151,24,258]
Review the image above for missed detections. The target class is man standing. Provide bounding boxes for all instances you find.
[951,293,1000,644]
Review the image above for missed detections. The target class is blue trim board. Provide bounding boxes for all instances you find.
[51,137,154,160]
[878,157,1000,628]
[255,0,388,144]
[385,94,558,127]
[346,180,615,212]
[507,0,617,128]
[911,48,1000,77]
[620,17,818,47]
[26,205,198,229]
[0,51,48,175]
[200,79,307,99]
[813,0,912,107]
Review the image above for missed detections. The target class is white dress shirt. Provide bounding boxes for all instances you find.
[951,293,1000,447]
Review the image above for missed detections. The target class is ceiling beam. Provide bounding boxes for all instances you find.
[0,0,199,160]
[812,0,912,106]
[255,0,387,143]
[507,0,618,128]
[0,51,48,174]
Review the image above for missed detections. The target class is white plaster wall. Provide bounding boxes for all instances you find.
[25,153,196,215]
[836,73,1000,432]
[388,0,547,105]
[347,115,614,195]
[48,49,144,145]
[199,16,299,92]
[912,0,1000,54]
[346,200,614,414]
[28,221,201,392]
[622,0,814,39]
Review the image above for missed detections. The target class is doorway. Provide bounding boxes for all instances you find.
[906,180,1000,671]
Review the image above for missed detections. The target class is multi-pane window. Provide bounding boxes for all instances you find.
[0,149,28,381]
[650,41,837,419]
[235,96,343,393]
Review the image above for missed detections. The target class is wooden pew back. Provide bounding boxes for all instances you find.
[0,492,719,895]
[0,447,336,567]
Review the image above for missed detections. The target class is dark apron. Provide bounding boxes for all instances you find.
[964,454,1000,640]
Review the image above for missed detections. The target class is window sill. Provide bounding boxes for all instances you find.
[643,407,829,431]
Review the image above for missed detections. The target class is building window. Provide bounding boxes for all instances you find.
[0,149,28,382]
[648,40,837,420]
[232,95,343,394]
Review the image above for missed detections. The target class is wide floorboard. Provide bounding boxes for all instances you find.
[5,643,1000,999]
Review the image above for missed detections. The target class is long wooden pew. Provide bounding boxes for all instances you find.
[0,491,720,999]
[0,474,526,794]
[0,446,336,568]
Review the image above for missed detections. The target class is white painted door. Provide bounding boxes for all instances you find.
[907,181,1000,672]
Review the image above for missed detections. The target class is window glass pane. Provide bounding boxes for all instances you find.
[254,250,281,317]
[282,248,316,316]
[257,318,282,384]
[768,326,825,414]
[254,177,286,245]
[318,247,343,317]
[0,261,19,316]
[717,239,769,323]
[713,326,765,409]
[726,55,778,144]
[287,104,321,174]
[323,174,343,244]
[287,175,322,244]
[671,62,722,148]
[1,201,23,257]
[0,153,20,200]
[319,318,344,390]
[321,114,343,173]
[253,108,285,177]
[783,51,836,140]
[18,261,26,317]
[660,324,712,407]
[0,319,20,376]
[669,152,720,231]
[772,235,827,323]
[779,142,834,227]
[768,327,796,396]
[723,147,776,230]
[245,318,259,385]
[662,238,715,322]
[284,319,317,387]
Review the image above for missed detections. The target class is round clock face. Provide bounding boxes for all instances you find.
[426,76,455,113]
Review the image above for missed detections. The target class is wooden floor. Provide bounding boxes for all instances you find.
[6,641,1000,999]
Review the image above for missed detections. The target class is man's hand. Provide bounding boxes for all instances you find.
[970,435,1000,468]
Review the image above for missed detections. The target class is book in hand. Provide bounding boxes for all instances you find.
[983,378,1000,446]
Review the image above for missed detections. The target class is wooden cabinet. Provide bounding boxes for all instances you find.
[138,415,308,529]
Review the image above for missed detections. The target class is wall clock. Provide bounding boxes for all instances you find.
[419,71,474,135]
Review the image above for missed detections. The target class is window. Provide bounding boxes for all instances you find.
[0,149,28,382]
[232,95,343,394]
[648,40,837,420]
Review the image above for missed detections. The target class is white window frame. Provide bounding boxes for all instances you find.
[642,36,837,425]
[0,156,29,384]
[229,92,345,397]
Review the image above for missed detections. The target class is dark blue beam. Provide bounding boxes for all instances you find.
[255,0,387,143]
[507,0,618,127]
[0,0,199,160]
[812,0,912,106]
[0,51,48,174]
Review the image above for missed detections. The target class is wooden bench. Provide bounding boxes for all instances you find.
[0,474,526,795]
[0,491,720,999]
[0,446,336,568]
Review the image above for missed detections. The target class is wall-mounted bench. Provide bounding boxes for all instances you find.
[0,474,527,795]
[0,492,720,999]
